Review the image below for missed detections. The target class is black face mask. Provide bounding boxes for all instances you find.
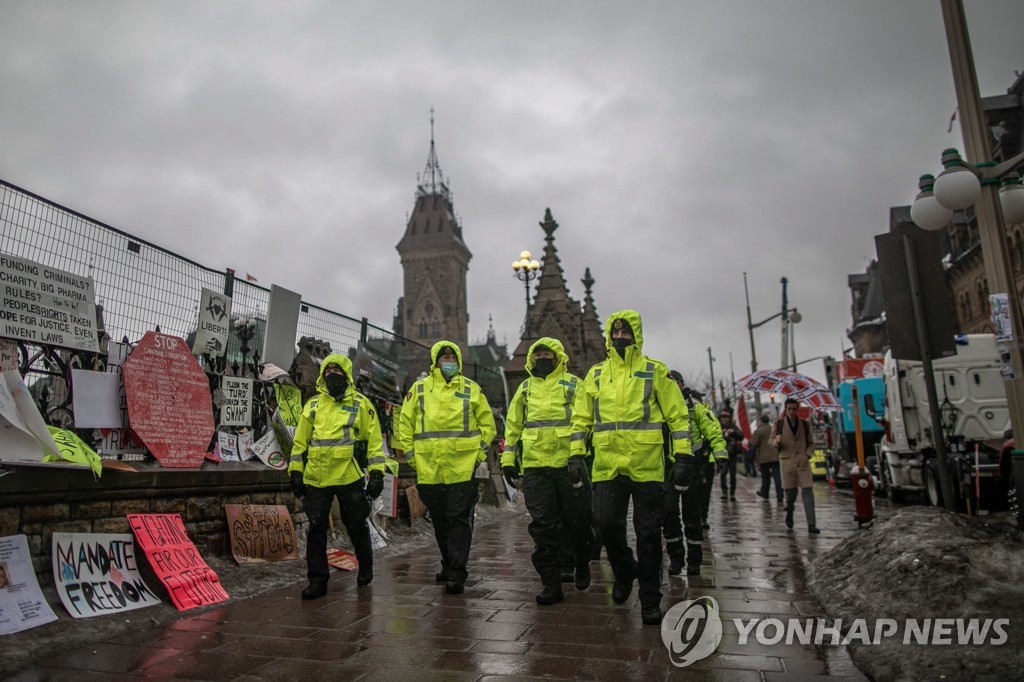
[611,337,632,358]
[325,373,348,400]
[532,358,555,378]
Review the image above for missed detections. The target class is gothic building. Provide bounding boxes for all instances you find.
[504,209,605,392]
[393,115,471,374]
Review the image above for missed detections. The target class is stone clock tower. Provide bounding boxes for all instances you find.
[394,112,471,371]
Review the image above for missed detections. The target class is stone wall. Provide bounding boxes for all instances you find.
[0,462,293,579]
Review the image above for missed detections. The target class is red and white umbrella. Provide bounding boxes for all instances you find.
[736,369,841,412]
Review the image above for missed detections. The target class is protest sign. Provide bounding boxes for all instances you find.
[217,431,239,462]
[191,288,231,358]
[0,370,60,465]
[0,534,58,635]
[326,548,358,571]
[52,533,160,618]
[127,514,228,610]
[220,376,252,427]
[248,430,288,470]
[71,369,122,428]
[353,341,406,403]
[0,340,17,372]
[98,341,145,459]
[368,521,387,551]
[123,332,214,468]
[45,426,102,476]
[0,252,100,352]
[380,473,399,518]
[224,504,299,564]
[237,430,254,460]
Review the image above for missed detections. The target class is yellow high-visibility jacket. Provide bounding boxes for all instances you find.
[396,340,497,485]
[571,309,692,483]
[690,400,728,463]
[502,337,580,471]
[289,353,397,487]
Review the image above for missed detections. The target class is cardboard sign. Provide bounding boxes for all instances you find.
[248,430,288,470]
[123,332,215,468]
[405,485,426,523]
[380,473,399,518]
[127,514,228,610]
[0,252,100,352]
[192,288,232,358]
[0,340,17,372]
[220,376,252,427]
[52,533,160,618]
[0,534,59,635]
[326,548,358,571]
[224,504,299,564]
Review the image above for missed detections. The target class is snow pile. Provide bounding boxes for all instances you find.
[808,506,1024,681]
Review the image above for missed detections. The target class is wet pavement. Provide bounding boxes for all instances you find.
[10,475,880,681]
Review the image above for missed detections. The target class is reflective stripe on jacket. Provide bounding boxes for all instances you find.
[502,337,580,470]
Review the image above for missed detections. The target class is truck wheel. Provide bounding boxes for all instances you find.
[924,461,943,507]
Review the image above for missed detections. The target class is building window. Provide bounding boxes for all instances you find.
[418,318,428,337]
[431,317,441,337]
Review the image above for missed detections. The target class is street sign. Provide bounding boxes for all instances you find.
[123,332,214,468]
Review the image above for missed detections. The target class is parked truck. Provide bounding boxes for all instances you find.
[829,375,886,487]
[874,334,1011,509]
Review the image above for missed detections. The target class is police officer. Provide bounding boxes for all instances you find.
[289,354,397,599]
[395,341,497,595]
[502,337,593,606]
[571,310,692,625]
[663,372,727,577]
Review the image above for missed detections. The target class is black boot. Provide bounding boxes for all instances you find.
[301,582,327,600]
[445,581,465,595]
[575,565,591,591]
[641,603,663,625]
[668,557,684,576]
[357,569,373,587]
[435,569,449,582]
[560,570,575,583]
[535,584,565,606]
[611,579,633,604]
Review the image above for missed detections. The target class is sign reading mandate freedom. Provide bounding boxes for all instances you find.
[0,252,100,352]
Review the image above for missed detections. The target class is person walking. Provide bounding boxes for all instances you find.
[571,310,692,626]
[502,337,593,605]
[752,414,783,503]
[395,341,497,594]
[289,354,397,599]
[773,398,820,534]
[663,371,726,577]
[718,407,745,499]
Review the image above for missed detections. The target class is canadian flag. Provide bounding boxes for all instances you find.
[245,272,258,282]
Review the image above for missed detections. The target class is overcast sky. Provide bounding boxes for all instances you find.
[3,1,1023,393]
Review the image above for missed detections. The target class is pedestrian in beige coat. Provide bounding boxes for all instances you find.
[752,414,782,503]
[771,398,819,534]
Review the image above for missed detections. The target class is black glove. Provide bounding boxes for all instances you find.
[568,456,587,488]
[366,470,384,499]
[715,459,728,475]
[290,471,306,498]
[672,456,694,492]
[502,466,519,490]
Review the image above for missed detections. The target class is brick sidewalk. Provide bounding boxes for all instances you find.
[9,475,881,681]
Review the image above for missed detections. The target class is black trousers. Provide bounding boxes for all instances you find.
[698,457,715,523]
[719,452,738,493]
[418,480,479,585]
[760,461,783,500]
[594,476,664,606]
[522,467,593,585]
[662,476,704,572]
[304,481,371,586]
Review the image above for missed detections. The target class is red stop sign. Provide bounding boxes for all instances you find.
[124,331,214,468]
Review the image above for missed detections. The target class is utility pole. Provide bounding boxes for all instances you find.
[780,276,789,369]
[707,346,717,409]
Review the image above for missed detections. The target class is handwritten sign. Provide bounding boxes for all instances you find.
[224,505,299,564]
[123,332,214,468]
[220,376,252,427]
[127,514,228,611]
[380,473,399,518]
[0,252,100,352]
[192,288,232,358]
[52,533,160,618]
[0,534,58,635]
[98,341,145,459]
[326,548,358,571]
[248,430,288,470]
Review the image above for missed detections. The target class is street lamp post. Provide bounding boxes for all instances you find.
[512,250,540,335]
[909,0,1024,528]
[707,346,716,408]
[744,272,802,418]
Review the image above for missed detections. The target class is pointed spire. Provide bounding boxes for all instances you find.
[582,267,598,320]
[487,313,496,343]
[534,208,569,297]
[418,107,450,200]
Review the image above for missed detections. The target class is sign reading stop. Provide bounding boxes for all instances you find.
[123,332,214,468]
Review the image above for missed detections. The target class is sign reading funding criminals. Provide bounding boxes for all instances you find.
[52,533,161,618]
[191,288,231,358]
[0,252,100,352]
[220,376,252,427]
